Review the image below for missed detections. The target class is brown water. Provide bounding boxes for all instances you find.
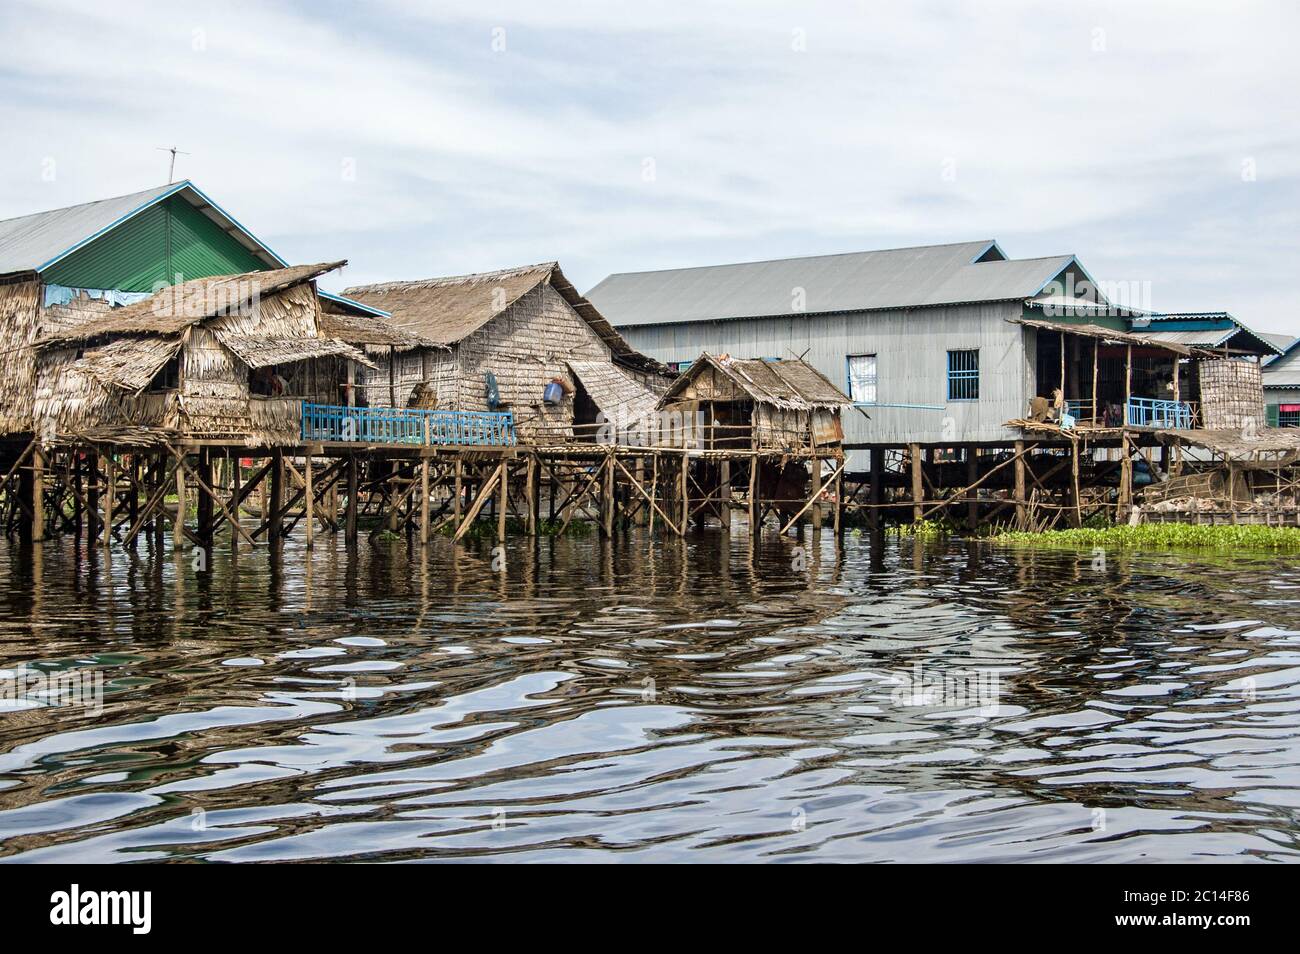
[1,528,1298,863]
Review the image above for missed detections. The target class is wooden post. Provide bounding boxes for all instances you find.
[719,458,731,531]
[173,457,185,547]
[1124,343,1133,426]
[304,453,315,549]
[231,456,242,548]
[526,455,538,536]
[910,443,923,523]
[1014,439,1027,529]
[966,448,978,529]
[453,457,463,524]
[747,455,758,532]
[869,447,883,530]
[497,458,509,543]
[810,458,822,530]
[419,456,430,545]
[1119,432,1133,519]
[269,451,284,543]
[31,447,45,543]
[679,453,689,534]
[103,453,116,547]
[196,448,213,544]
[1059,331,1066,398]
[602,453,614,537]
[87,454,100,545]
[1070,439,1082,527]
[345,455,358,546]
[1091,339,1100,425]
[833,463,843,535]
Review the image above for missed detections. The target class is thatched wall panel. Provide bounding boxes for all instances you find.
[0,280,41,434]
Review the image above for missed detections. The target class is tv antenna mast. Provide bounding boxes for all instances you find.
[156,146,190,183]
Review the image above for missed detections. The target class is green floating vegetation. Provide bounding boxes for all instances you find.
[893,519,952,539]
[991,522,1300,552]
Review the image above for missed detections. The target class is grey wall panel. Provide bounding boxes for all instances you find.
[619,302,1030,454]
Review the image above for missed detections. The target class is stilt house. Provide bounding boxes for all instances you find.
[343,263,671,445]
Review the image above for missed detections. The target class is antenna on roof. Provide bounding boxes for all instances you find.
[155,146,191,183]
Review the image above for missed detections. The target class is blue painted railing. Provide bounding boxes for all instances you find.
[301,403,516,446]
[1127,396,1193,429]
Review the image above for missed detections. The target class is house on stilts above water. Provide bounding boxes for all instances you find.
[343,263,672,445]
[589,241,1298,527]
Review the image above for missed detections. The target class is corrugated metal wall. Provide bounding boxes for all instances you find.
[43,196,267,292]
[619,301,1032,458]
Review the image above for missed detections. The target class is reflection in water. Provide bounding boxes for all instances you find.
[1,528,1298,862]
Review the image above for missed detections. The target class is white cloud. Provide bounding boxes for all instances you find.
[0,0,1297,331]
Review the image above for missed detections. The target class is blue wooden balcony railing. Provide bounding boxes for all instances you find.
[1126,396,1193,429]
[301,403,516,446]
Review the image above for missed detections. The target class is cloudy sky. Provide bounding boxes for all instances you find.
[1,0,1297,332]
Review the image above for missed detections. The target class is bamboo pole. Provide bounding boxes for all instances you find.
[304,453,315,549]
[420,458,431,545]
[679,453,689,534]
[910,443,923,522]
[32,447,45,544]
[173,456,186,547]
[1014,439,1027,529]
[810,459,822,530]
[498,459,509,543]
[102,454,114,548]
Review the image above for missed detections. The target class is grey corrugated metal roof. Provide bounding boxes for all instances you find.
[585,241,1082,327]
[1138,328,1236,348]
[0,181,283,277]
[1261,332,1297,363]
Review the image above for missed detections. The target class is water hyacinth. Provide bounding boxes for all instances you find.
[991,522,1300,551]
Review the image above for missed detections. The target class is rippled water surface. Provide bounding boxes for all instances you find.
[2,529,1299,863]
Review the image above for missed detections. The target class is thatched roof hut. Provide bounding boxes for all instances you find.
[32,262,373,447]
[344,263,671,443]
[656,353,853,451]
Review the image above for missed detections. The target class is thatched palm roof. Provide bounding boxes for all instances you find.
[317,308,440,352]
[344,263,668,375]
[40,262,345,345]
[660,353,852,411]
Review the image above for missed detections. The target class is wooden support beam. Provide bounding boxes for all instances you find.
[101,453,114,548]
[304,453,315,549]
[602,453,614,537]
[420,458,431,545]
[910,443,923,523]
[612,455,680,535]
[346,455,359,545]
[966,449,979,529]
[166,445,258,547]
[869,447,883,530]
[1014,439,1027,529]
[679,454,689,534]
[781,461,846,534]
[810,459,822,530]
[453,460,505,542]
[32,447,46,543]
[498,458,509,543]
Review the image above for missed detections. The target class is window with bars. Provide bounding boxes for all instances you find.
[947,349,979,401]
[1281,409,1300,428]
[846,354,877,403]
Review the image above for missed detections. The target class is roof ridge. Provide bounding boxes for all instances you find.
[0,181,183,226]
[596,240,998,280]
[346,262,556,294]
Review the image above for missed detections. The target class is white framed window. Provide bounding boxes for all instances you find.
[846,354,877,403]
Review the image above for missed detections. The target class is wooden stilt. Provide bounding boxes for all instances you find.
[869,448,883,530]
[173,457,186,547]
[810,458,822,530]
[453,456,463,524]
[419,457,431,546]
[1014,439,1027,529]
[497,458,508,543]
[346,455,359,546]
[966,449,979,529]
[32,447,45,543]
[269,451,284,543]
[305,453,315,549]
[910,443,923,523]
[679,453,689,535]
[102,453,115,548]
[602,453,614,537]
[719,459,731,531]
[747,455,758,532]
